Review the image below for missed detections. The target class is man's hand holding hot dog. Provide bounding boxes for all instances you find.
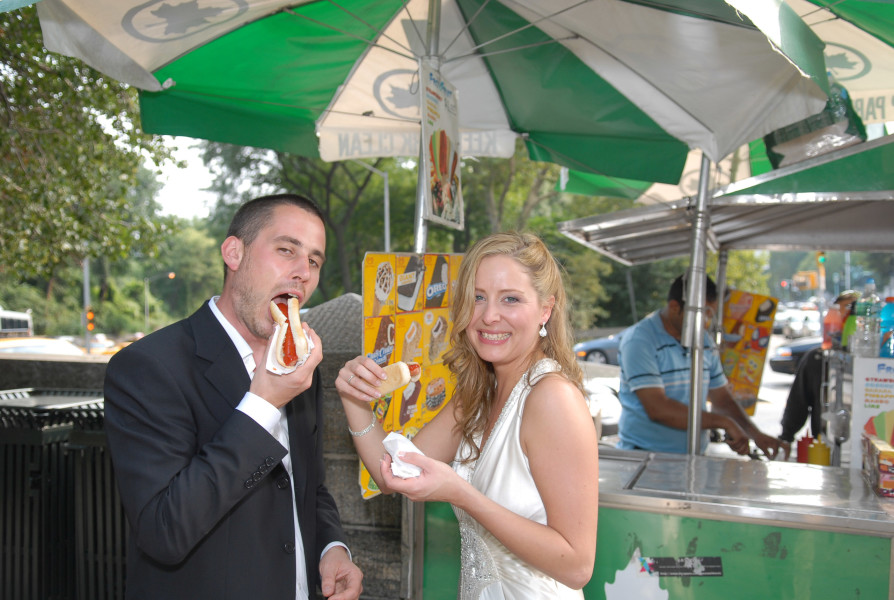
[251,323,323,409]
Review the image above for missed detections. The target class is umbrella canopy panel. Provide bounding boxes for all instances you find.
[794,0,894,125]
[35,0,828,185]
[558,135,894,266]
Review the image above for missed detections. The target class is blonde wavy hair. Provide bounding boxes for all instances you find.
[444,231,584,463]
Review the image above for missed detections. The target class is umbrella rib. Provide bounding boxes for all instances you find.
[445,0,588,62]
[323,0,425,55]
[440,0,494,57]
[445,37,577,64]
[283,5,416,62]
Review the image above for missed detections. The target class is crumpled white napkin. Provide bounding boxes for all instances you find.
[264,323,315,375]
[383,431,425,478]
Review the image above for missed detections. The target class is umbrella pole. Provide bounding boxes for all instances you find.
[685,153,713,455]
[412,0,442,254]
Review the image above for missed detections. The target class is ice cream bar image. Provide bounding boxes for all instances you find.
[399,381,421,427]
[397,255,425,312]
[401,320,422,363]
[425,255,449,308]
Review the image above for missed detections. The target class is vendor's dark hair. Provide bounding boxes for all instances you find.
[668,273,717,306]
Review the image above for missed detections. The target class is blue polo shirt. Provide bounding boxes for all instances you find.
[617,310,727,453]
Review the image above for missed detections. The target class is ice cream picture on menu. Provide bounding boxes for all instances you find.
[360,251,459,497]
[363,253,395,316]
[420,61,463,230]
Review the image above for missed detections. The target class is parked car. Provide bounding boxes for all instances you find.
[782,309,822,339]
[573,328,629,365]
[772,307,793,334]
[769,336,822,374]
[584,376,621,438]
[0,336,86,356]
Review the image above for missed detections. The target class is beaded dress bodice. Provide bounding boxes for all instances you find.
[451,359,584,600]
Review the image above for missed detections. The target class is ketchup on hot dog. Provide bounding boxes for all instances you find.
[274,300,299,366]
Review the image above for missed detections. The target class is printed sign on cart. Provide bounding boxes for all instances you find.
[850,357,894,469]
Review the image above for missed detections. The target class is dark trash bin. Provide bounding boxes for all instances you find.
[0,388,124,600]
[67,404,127,600]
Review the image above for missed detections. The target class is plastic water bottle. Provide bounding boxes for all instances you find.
[881,297,894,358]
[851,279,882,357]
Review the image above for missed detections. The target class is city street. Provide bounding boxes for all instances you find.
[706,334,796,460]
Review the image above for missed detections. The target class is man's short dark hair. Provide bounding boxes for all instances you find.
[226,193,324,247]
[668,273,717,306]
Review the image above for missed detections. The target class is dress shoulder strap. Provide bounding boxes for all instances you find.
[527,358,561,386]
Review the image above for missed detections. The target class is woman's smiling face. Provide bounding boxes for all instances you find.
[468,255,551,371]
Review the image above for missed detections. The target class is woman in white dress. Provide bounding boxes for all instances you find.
[337,232,599,598]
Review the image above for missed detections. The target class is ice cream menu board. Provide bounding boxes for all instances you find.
[360,251,462,497]
[420,60,463,230]
[719,290,777,416]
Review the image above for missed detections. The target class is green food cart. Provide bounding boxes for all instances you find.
[421,448,894,599]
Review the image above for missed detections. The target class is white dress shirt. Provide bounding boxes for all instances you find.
[209,297,345,600]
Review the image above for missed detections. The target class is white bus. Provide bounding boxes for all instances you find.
[0,306,34,338]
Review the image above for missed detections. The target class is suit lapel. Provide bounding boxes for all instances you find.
[190,303,251,418]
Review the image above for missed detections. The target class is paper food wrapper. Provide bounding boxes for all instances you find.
[265,323,314,375]
[383,431,424,478]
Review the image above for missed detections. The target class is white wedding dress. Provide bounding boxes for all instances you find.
[451,359,585,600]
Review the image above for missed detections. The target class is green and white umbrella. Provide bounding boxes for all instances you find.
[32,0,829,186]
[792,0,894,126]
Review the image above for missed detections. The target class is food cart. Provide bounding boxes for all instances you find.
[421,447,894,598]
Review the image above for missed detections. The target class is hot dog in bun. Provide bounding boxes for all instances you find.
[270,296,309,368]
[379,361,421,397]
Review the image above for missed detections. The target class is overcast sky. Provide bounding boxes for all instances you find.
[155,136,216,220]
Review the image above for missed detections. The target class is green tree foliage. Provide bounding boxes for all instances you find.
[154,225,222,321]
[200,141,425,305]
[0,7,175,279]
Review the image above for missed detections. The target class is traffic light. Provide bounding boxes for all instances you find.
[86,307,95,331]
[816,251,827,267]
[780,280,788,289]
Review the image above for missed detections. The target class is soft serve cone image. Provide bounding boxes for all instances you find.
[372,260,394,315]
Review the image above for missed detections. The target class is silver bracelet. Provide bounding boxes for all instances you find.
[348,412,376,437]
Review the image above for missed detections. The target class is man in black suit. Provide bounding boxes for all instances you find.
[104,194,362,600]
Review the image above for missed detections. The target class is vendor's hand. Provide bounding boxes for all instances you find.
[379,452,462,504]
[723,421,751,455]
[335,355,387,404]
[250,324,323,408]
[753,432,791,461]
[319,545,363,600]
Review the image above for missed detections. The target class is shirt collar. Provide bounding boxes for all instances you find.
[208,296,254,373]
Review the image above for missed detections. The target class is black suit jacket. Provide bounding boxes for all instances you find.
[104,302,346,600]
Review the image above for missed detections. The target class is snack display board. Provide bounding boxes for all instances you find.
[360,252,462,497]
[849,357,894,471]
[420,61,463,230]
[719,290,777,415]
